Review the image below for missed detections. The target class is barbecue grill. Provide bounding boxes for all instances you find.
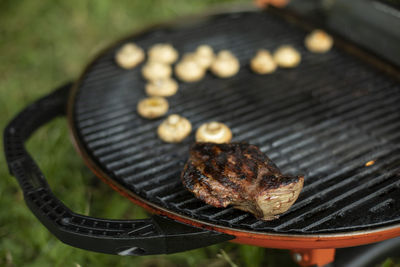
[4,2,400,266]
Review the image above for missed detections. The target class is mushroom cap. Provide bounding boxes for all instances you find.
[157,114,192,143]
[148,43,178,64]
[182,53,198,62]
[218,50,235,59]
[195,122,232,143]
[183,51,214,69]
[273,45,301,68]
[196,54,214,69]
[195,45,215,68]
[305,29,333,53]
[196,45,214,57]
[175,58,206,82]
[145,78,178,97]
[250,49,277,74]
[137,97,169,119]
[115,43,145,69]
[210,50,240,78]
[142,61,172,81]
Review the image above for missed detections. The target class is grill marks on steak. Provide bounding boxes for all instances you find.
[181,142,304,220]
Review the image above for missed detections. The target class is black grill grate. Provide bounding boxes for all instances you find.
[72,11,400,234]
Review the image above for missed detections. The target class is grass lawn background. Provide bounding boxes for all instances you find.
[0,0,400,267]
[3,1,397,266]
[0,0,298,266]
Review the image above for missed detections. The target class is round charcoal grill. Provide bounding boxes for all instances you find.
[4,7,400,266]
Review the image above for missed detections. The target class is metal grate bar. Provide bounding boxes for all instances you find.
[72,11,400,234]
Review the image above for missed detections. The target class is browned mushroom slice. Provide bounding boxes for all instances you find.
[210,50,240,78]
[115,43,145,69]
[175,57,206,82]
[194,45,215,69]
[305,29,333,53]
[148,43,178,64]
[250,49,277,74]
[142,61,172,81]
[195,122,232,143]
[157,114,192,143]
[145,78,178,97]
[273,45,301,68]
[137,97,169,119]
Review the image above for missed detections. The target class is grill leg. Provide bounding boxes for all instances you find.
[290,248,335,266]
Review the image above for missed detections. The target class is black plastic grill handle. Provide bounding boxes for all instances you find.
[3,83,234,255]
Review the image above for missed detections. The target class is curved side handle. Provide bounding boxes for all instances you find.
[3,83,234,255]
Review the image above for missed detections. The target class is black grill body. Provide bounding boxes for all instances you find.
[71,10,400,235]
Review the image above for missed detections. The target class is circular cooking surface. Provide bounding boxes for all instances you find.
[70,10,400,234]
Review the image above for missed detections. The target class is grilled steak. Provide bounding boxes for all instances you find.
[181,142,304,220]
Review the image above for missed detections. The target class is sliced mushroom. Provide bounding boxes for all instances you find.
[250,49,277,74]
[181,52,198,62]
[142,61,172,81]
[195,122,232,143]
[175,57,206,82]
[115,43,145,69]
[157,114,192,143]
[196,45,214,57]
[194,45,215,69]
[305,29,333,53]
[273,45,301,68]
[145,78,178,97]
[210,50,240,78]
[137,97,169,119]
[148,43,178,64]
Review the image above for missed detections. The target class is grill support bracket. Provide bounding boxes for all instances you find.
[3,83,234,255]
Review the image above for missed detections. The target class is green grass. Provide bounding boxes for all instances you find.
[0,0,297,266]
[380,258,400,267]
[2,1,400,266]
